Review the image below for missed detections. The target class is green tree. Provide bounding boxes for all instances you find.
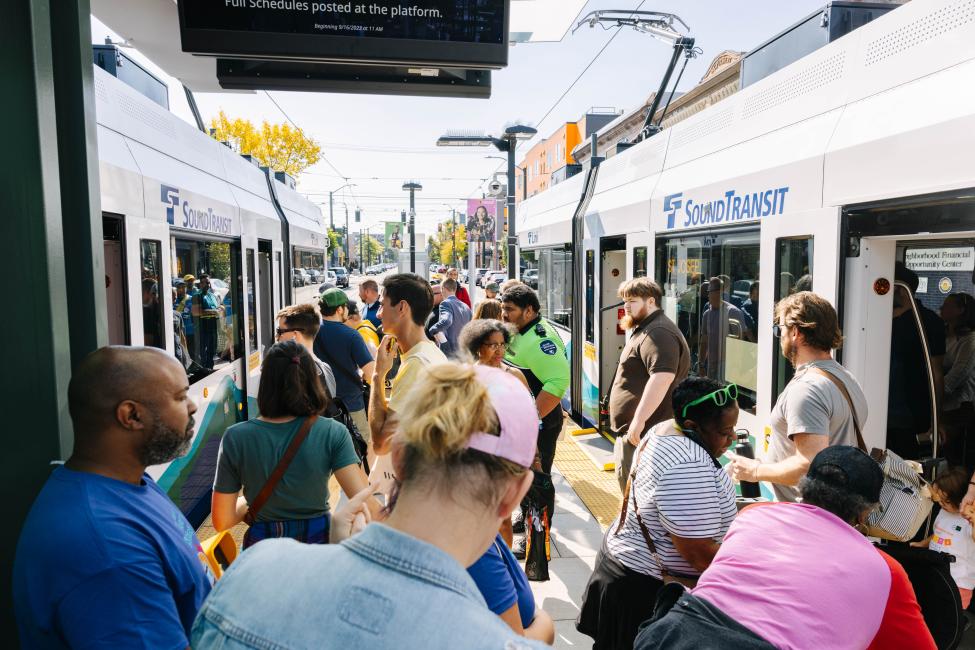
[327,229,345,264]
[209,110,322,177]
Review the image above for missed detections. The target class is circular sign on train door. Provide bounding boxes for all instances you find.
[940,277,953,293]
[873,278,890,295]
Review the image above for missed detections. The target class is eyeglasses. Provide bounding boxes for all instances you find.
[481,342,507,351]
[275,327,301,338]
[681,384,739,418]
[772,324,782,338]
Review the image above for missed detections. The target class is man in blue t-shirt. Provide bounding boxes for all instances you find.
[13,346,212,649]
[314,288,376,452]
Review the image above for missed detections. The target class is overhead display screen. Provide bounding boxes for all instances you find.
[178,0,510,69]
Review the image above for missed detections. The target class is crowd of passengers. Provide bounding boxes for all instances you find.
[12,264,975,649]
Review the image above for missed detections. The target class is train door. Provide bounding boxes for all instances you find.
[102,215,128,345]
[598,237,627,435]
[758,208,841,426]
[124,217,172,350]
[258,240,275,353]
[843,195,975,463]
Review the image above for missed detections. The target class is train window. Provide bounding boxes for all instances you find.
[586,249,595,342]
[656,229,760,413]
[633,247,648,278]
[246,249,258,353]
[140,240,165,350]
[521,248,572,329]
[773,237,814,400]
[275,251,283,308]
[173,239,244,383]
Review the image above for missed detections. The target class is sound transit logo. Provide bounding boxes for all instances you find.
[161,185,180,225]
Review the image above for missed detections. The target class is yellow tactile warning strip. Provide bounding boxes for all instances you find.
[555,426,623,531]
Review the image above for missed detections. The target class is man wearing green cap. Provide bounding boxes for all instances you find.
[314,288,375,446]
[484,282,500,301]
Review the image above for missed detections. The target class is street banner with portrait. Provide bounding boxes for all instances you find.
[385,222,403,249]
[466,199,502,243]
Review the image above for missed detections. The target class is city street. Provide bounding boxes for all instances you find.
[293,271,489,307]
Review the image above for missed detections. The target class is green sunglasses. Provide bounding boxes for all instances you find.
[681,384,739,419]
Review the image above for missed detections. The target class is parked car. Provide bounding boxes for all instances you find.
[488,271,507,285]
[307,269,323,283]
[523,269,539,289]
[329,267,349,288]
[475,268,491,287]
[292,269,305,287]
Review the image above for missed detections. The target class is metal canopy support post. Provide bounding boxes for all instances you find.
[505,141,517,279]
[403,181,422,273]
[3,0,105,633]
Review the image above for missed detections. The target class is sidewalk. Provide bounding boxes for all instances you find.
[529,426,623,649]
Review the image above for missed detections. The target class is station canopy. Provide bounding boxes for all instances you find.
[90,0,588,93]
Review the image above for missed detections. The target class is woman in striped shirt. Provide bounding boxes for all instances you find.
[577,377,739,650]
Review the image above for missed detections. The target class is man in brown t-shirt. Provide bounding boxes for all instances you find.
[609,278,690,491]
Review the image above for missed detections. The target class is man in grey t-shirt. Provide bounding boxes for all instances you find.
[729,291,867,502]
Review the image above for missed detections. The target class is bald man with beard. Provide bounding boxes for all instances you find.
[13,347,213,649]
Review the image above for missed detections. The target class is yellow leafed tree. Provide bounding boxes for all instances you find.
[209,110,322,177]
[438,223,467,266]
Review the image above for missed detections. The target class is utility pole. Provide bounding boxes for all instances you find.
[329,191,334,230]
[451,208,457,269]
[402,181,422,273]
[344,205,350,271]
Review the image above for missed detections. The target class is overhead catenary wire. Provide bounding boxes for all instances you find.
[263,90,347,179]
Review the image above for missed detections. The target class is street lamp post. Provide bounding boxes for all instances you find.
[402,181,422,272]
[437,125,537,280]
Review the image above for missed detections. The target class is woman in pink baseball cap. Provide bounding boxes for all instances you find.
[334,362,551,645]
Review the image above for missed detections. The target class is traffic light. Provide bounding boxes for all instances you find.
[355,208,361,223]
[401,210,406,224]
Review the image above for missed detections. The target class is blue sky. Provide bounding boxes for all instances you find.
[92,0,826,233]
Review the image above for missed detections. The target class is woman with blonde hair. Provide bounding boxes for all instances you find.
[193,363,551,649]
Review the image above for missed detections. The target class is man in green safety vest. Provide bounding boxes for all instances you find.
[502,284,570,557]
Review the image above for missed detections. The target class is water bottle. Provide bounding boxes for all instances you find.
[735,430,761,498]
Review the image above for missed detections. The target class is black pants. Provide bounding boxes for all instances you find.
[537,413,563,475]
[199,318,218,369]
[520,414,563,529]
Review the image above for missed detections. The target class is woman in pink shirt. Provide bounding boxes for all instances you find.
[635,445,935,650]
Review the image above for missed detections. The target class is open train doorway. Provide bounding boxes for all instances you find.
[598,236,627,436]
[843,193,975,469]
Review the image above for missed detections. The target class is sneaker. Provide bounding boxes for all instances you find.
[512,536,526,560]
[512,513,525,535]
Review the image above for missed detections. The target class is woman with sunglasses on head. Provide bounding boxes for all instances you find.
[459,319,530,392]
[577,377,739,650]
[209,340,375,549]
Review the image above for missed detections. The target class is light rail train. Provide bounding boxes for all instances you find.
[517,0,975,486]
[95,65,328,527]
